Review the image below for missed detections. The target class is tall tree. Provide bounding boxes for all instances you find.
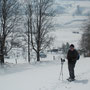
[25,0,54,62]
[25,3,33,63]
[0,0,21,63]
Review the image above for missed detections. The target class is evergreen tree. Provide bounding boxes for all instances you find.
[80,18,90,57]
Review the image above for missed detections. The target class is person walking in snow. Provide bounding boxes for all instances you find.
[67,44,79,82]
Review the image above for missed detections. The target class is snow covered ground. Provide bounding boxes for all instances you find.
[0,56,90,90]
[50,28,82,48]
[0,0,90,90]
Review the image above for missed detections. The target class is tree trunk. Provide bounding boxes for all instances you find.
[0,46,4,64]
[28,19,30,63]
[1,55,4,64]
[0,38,5,64]
[37,51,40,62]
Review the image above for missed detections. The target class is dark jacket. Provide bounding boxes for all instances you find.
[67,49,78,63]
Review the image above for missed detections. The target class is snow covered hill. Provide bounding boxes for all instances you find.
[52,0,90,48]
[54,0,90,15]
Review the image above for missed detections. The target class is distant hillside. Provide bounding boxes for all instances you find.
[54,0,90,16]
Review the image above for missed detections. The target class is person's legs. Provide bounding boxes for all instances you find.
[68,61,76,79]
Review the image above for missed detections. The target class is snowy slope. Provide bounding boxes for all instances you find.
[55,0,90,14]
[0,57,90,90]
[52,0,90,48]
[52,0,90,36]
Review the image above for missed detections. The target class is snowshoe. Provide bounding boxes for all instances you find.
[67,78,75,82]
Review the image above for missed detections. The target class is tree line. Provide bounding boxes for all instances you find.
[80,17,90,57]
[0,0,90,64]
[0,0,54,64]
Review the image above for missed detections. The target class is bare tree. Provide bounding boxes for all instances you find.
[0,0,21,63]
[23,2,33,63]
[25,0,54,62]
[80,17,90,57]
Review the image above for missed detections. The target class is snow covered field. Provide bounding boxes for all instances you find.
[50,28,82,48]
[0,57,90,90]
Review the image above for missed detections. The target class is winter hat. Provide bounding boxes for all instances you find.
[70,44,74,48]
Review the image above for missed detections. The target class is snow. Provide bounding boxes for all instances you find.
[0,0,90,90]
[0,28,90,89]
[0,57,90,90]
